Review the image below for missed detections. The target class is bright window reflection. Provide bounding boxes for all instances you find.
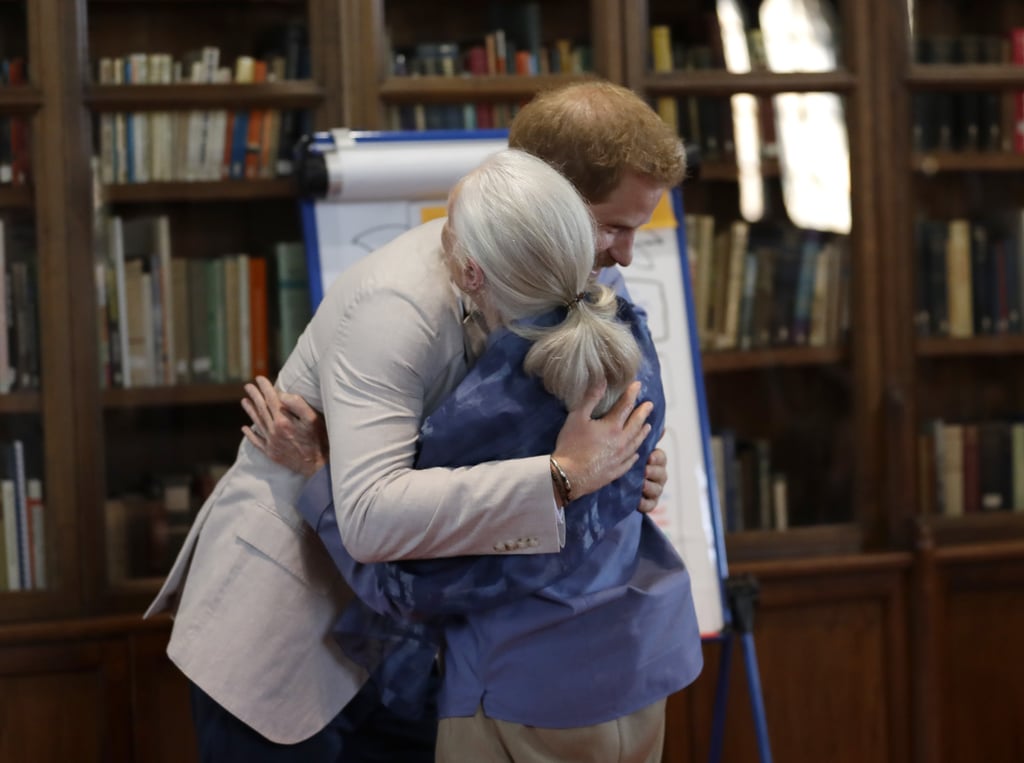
[760,0,851,234]
[717,0,764,224]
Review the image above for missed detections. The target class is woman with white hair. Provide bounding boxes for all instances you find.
[250,149,703,762]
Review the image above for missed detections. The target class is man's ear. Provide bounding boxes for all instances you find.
[462,258,485,293]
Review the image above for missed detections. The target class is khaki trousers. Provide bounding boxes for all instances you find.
[435,699,666,763]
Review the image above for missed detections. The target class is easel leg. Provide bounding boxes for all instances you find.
[709,576,772,763]
[740,631,772,763]
[707,633,732,763]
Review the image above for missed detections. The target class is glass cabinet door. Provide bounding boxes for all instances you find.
[84,0,320,597]
[904,1,1024,542]
[628,0,877,560]
[0,0,55,610]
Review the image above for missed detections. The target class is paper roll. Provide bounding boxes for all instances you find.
[323,137,508,202]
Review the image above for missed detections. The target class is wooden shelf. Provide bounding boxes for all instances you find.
[377,73,595,102]
[104,178,295,203]
[0,87,43,113]
[917,334,1024,357]
[911,151,1024,174]
[907,64,1024,90]
[85,81,324,111]
[694,157,781,181]
[0,391,42,414]
[645,69,857,96]
[701,345,845,373]
[726,523,863,563]
[102,383,245,409]
[0,185,32,208]
[922,512,1024,547]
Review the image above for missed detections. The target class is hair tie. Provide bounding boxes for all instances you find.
[565,291,586,310]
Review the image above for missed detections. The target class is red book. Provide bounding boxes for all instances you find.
[249,257,269,377]
[245,60,268,179]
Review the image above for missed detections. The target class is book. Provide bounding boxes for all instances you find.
[273,241,310,368]
[940,423,964,517]
[171,258,190,383]
[187,258,212,381]
[650,25,679,133]
[249,256,270,377]
[27,478,44,589]
[1,468,18,590]
[945,218,973,338]
[4,440,28,589]
[205,258,227,382]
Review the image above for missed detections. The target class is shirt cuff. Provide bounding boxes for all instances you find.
[297,464,333,531]
[555,501,566,548]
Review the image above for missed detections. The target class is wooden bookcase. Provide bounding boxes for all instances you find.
[0,0,1020,761]
[77,0,335,615]
[873,1,1024,761]
[620,0,884,563]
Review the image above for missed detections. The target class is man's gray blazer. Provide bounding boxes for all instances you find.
[146,218,561,744]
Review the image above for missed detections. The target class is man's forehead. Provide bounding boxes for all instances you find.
[591,200,658,230]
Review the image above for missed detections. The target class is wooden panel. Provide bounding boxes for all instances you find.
[131,629,197,763]
[665,556,911,763]
[0,640,131,763]
[938,551,1024,763]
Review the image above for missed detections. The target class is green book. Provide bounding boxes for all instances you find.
[273,241,310,369]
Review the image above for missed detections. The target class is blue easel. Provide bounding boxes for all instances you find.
[295,129,772,763]
[672,183,773,763]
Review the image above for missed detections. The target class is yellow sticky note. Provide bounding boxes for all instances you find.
[640,192,677,230]
[419,205,447,224]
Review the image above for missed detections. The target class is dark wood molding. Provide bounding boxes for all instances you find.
[0,391,42,413]
[377,73,598,102]
[912,150,1024,173]
[85,81,325,111]
[702,345,846,373]
[907,64,1024,89]
[917,334,1024,357]
[726,523,864,563]
[101,383,247,408]
[0,185,34,207]
[0,87,43,113]
[645,70,858,96]
[103,178,296,203]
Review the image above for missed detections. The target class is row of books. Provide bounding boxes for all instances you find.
[96,104,306,185]
[95,45,311,184]
[710,430,790,533]
[390,1,586,75]
[0,57,29,187]
[0,439,45,592]
[386,34,591,133]
[912,33,1017,153]
[922,418,1024,517]
[649,23,769,162]
[914,214,1024,339]
[105,463,227,582]
[650,1,845,163]
[95,213,310,389]
[685,215,850,352]
[387,98,523,133]
[394,34,592,80]
[93,31,310,90]
[0,219,40,392]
